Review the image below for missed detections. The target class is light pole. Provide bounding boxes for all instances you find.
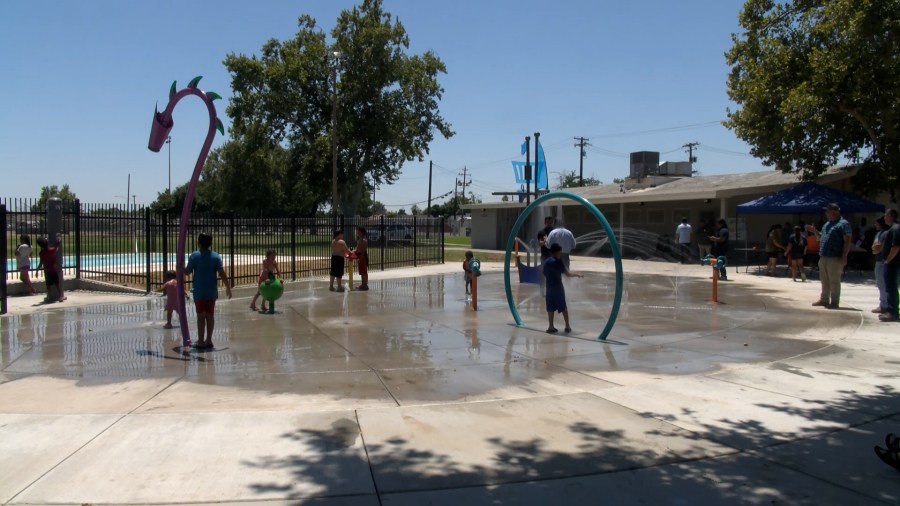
[330,51,341,222]
[165,136,171,193]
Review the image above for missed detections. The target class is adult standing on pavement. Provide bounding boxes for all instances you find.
[675,217,693,264]
[709,219,729,280]
[878,209,900,322]
[546,225,576,270]
[871,217,888,314]
[806,203,852,309]
[697,219,712,261]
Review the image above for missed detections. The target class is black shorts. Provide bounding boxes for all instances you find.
[330,255,345,278]
[767,252,778,259]
[46,271,59,286]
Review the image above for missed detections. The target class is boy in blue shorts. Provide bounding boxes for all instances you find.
[543,243,583,333]
[186,232,232,349]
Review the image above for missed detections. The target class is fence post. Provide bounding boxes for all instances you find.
[73,199,81,280]
[413,215,418,268]
[144,207,152,293]
[441,217,445,264]
[229,211,236,287]
[379,214,385,271]
[162,210,169,276]
[1,204,7,315]
[290,216,297,281]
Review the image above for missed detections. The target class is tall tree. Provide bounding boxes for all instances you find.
[725,0,900,199]
[223,0,453,215]
[32,184,77,212]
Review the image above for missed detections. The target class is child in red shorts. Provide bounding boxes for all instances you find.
[185,233,232,349]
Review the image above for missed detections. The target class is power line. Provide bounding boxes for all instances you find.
[586,120,722,140]
[701,144,753,156]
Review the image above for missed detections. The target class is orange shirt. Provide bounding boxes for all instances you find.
[806,234,819,254]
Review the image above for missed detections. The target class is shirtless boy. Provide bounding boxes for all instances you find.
[330,230,351,292]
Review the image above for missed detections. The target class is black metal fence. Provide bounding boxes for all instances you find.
[3,198,445,310]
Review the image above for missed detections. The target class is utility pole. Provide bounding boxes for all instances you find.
[574,136,591,186]
[533,132,540,198]
[457,166,470,202]
[427,160,433,216]
[427,161,433,238]
[330,51,341,224]
[454,177,459,218]
[524,136,531,205]
[683,142,699,171]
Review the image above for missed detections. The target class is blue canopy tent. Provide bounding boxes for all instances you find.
[734,183,884,274]
[735,182,884,215]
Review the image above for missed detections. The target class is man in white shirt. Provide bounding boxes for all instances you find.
[675,217,693,264]
[546,226,576,269]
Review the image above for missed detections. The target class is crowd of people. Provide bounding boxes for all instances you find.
[664,203,899,322]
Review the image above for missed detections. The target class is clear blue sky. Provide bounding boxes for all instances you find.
[1,0,761,210]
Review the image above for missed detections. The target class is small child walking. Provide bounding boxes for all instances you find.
[158,270,182,328]
[250,249,280,311]
[16,234,36,295]
[543,243,583,333]
[463,250,474,294]
[36,236,64,303]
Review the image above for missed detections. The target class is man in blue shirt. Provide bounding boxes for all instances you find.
[807,203,851,309]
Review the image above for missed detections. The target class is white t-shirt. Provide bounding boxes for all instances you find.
[16,244,32,269]
[675,223,693,244]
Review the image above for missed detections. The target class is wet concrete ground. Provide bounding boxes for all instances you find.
[1,258,899,505]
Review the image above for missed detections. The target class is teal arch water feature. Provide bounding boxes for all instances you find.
[503,191,623,340]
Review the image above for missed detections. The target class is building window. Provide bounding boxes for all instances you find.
[625,210,642,223]
[647,209,665,224]
[672,209,691,223]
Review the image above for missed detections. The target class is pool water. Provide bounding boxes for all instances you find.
[7,253,183,272]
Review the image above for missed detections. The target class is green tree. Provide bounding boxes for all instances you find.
[553,170,601,189]
[370,200,386,215]
[725,0,900,199]
[33,184,77,212]
[223,0,454,216]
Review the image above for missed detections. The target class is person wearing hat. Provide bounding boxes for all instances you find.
[806,203,852,309]
[879,209,900,322]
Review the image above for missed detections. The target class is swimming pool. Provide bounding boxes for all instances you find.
[6,253,183,272]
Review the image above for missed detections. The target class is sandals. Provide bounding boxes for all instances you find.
[874,446,900,471]
[249,305,258,311]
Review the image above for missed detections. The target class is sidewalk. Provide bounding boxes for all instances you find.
[1,257,898,505]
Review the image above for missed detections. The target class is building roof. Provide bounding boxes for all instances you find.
[463,166,856,210]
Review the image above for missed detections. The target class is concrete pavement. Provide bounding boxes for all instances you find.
[1,257,899,505]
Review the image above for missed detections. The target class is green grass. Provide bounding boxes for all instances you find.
[444,234,471,247]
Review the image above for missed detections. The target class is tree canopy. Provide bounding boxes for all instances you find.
[553,170,601,189]
[32,184,77,212]
[725,0,900,199]
[212,0,453,216]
